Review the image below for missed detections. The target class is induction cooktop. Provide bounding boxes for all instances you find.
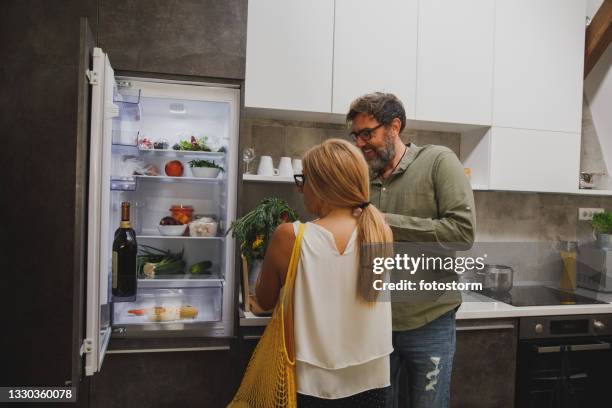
[482,286,607,307]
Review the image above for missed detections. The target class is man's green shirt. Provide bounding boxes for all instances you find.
[370,143,476,331]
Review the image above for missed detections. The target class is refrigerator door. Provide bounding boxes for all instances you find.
[84,47,117,376]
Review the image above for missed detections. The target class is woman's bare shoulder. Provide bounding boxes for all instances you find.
[269,222,296,258]
[274,222,296,238]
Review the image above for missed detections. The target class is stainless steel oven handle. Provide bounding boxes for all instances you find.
[534,342,611,354]
[534,345,562,354]
[570,342,611,352]
[456,324,515,331]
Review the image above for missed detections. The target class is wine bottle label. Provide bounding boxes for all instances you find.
[112,251,118,289]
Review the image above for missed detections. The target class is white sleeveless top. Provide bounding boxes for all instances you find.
[292,221,393,399]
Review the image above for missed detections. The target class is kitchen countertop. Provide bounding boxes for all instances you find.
[240,284,612,326]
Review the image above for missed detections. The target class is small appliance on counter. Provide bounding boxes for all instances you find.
[577,244,612,293]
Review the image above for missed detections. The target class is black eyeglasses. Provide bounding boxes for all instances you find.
[294,174,305,189]
[349,123,384,142]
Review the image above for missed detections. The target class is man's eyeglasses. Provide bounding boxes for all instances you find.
[294,174,305,189]
[349,123,384,142]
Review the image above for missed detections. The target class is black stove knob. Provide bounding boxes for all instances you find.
[534,323,544,334]
[593,320,605,332]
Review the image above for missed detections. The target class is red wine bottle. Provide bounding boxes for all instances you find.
[112,202,137,297]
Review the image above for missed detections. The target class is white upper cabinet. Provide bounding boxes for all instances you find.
[416,0,495,125]
[332,0,418,118]
[245,0,334,113]
[488,127,581,193]
[492,0,586,133]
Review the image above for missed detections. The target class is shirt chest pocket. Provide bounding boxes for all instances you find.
[397,188,437,218]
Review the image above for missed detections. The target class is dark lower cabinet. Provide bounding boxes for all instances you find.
[89,340,241,408]
[451,319,518,408]
[238,321,518,408]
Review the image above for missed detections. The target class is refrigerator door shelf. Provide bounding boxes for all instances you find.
[110,176,137,191]
[113,87,141,105]
[111,142,139,155]
[111,129,140,147]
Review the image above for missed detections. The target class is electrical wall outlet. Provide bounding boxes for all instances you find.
[578,208,604,221]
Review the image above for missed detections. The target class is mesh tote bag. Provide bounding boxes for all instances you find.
[228,222,305,408]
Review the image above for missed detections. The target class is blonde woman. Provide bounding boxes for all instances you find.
[256,139,394,407]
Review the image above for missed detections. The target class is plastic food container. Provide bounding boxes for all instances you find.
[189,220,218,237]
[170,205,194,225]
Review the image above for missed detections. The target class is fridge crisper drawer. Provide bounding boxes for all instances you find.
[113,287,222,326]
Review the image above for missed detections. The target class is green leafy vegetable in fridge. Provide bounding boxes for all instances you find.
[189,260,213,274]
[188,159,224,171]
[172,135,212,151]
[137,245,186,278]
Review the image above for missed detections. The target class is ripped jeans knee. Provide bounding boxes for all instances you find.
[389,310,457,408]
[425,356,441,391]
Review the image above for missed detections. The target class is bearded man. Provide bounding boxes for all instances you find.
[347,92,475,408]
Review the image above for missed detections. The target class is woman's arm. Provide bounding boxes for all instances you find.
[255,222,296,310]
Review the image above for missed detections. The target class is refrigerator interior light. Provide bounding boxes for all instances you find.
[169,103,186,114]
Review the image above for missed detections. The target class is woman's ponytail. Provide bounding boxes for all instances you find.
[356,203,393,303]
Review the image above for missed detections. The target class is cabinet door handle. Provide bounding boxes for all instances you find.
[456,324,515,331]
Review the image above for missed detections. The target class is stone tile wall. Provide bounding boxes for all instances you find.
[240,117,612,282]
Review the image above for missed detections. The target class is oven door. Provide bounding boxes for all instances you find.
[516,336,612,408]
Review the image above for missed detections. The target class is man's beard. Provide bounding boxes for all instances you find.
[365,130,396,174]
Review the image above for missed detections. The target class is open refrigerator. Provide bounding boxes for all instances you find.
[84,47,239,376]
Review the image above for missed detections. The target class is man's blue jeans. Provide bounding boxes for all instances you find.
[387,309,457,408]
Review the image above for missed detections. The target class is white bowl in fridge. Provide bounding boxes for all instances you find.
[191,167,221,178]
[157,225,187,236]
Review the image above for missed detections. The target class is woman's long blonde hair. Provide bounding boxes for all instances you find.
[302,138,393,302]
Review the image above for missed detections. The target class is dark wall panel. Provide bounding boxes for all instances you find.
[0,0,97,393]
[99,0,247,79]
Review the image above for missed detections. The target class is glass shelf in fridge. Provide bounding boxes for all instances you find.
[138,148,226,159]
[135,175,223,183]
[136,235,224,241]
[138,274,224,289]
